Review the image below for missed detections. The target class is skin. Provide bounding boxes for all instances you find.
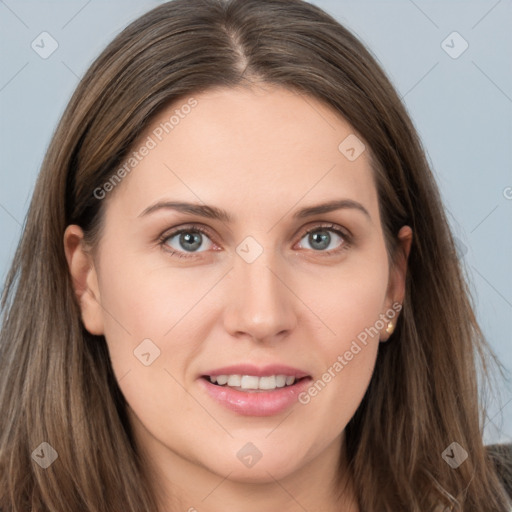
[64,84,412,512]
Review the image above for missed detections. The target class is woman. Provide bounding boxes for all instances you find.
[0,0,510,510]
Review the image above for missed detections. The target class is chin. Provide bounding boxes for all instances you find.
[215,462,298,484]
[203,443,307,483]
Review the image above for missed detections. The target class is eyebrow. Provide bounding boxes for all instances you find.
[138,198,371,222]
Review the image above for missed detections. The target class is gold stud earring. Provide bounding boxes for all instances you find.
[385,320,394,335]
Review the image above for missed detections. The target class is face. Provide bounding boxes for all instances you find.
[65,85,411,491]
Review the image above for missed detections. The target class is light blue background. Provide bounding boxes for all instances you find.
[1,0,511,443]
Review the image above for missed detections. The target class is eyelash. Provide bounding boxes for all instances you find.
[157,222,352,260]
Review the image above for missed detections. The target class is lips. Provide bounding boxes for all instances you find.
[202,363,310,379]
[198,363,312,416]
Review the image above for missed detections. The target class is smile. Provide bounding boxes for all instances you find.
[207,374,298,391]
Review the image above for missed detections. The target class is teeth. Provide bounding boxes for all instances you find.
[275,375,287,388]
[216,375,228,385]
[258,376,276,390]
[227,375,241,387]
[241,375,260,389]
[208,374,297,390]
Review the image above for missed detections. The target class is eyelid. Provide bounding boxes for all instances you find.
[298,221,352,242]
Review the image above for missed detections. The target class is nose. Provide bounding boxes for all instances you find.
[222,249,298,344]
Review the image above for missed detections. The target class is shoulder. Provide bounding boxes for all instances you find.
[486,443,512,500]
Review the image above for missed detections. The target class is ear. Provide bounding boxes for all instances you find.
[381,225,413,341]
[63,224,105,335]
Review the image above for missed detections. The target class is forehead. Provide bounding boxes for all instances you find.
[106,85,379,223]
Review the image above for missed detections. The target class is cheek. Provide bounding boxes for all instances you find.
[297,246,388,423]
[307,244,390,343]
[97,245,220,337]
[94,252,209,438]
[296,342,377,457]
[94,248,215,381]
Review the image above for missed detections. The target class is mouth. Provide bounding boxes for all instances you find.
[201,374,310,392]
[198,366,313,416]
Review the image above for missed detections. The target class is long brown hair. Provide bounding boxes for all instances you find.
[0,0,510,510]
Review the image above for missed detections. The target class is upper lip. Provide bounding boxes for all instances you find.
[201,364,310,379]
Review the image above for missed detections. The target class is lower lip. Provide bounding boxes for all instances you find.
[199,377,312,416]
